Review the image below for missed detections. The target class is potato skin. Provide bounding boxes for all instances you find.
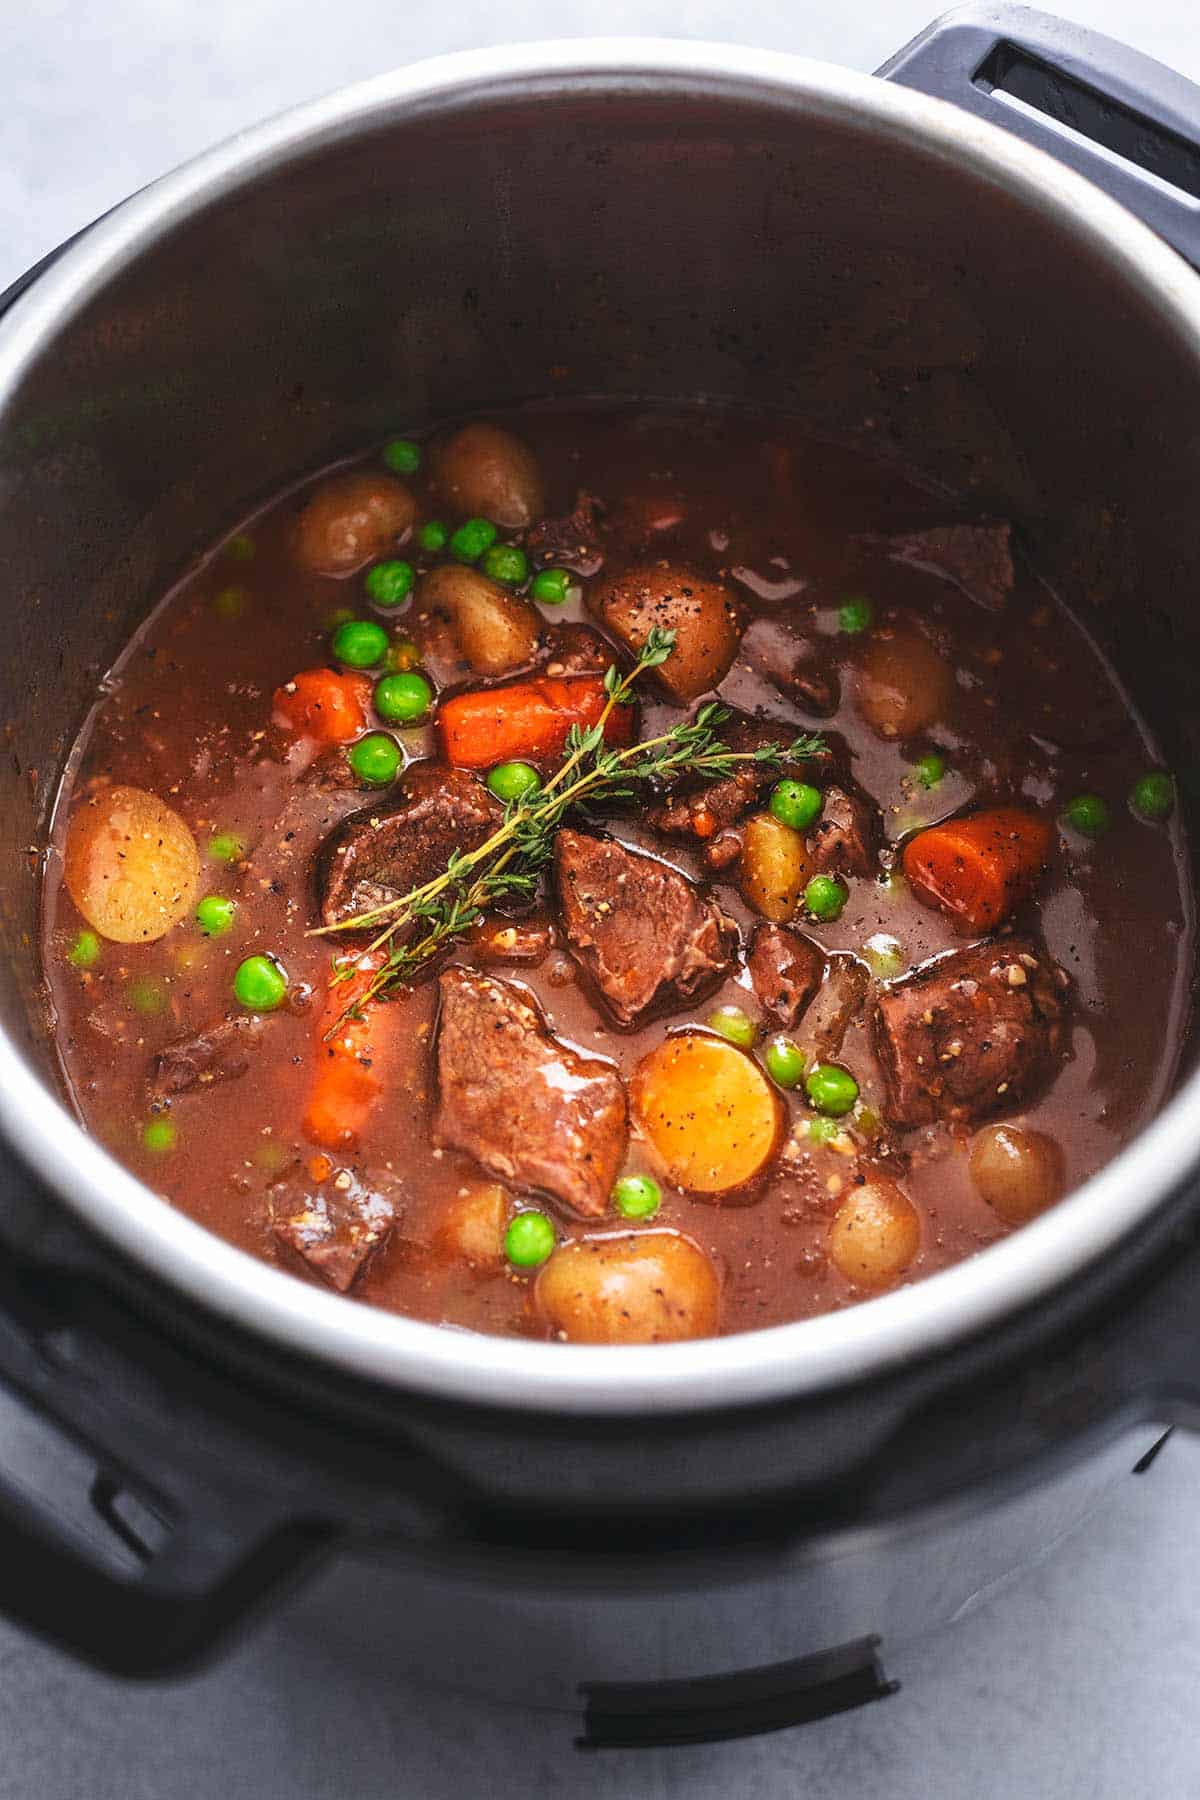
[854,627,952,740]
[291,471,416,575]
[64,784,199,944]
[631,1032,783,1194]
[431,422,544,529]
[969,1124,1064,1224]
[417,564,541,677]
[587,561,744,702]
[740,811,812,923]
[828,1178,920,1288]
[535,1231,720,1342]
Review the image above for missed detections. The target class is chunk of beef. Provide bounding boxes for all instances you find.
[526,490,606,576]
[555,829,738,1027]
[742,616,841,717]
[876,522,1014,612]
[151,1015,264,1099]
[873,938,1069,1127]
[807,785,881,878]
[268,1161,398,1292]
[539,622,616,677]
[748,924,825,1029]
[648,711,834,848]
[803,955,871,1060]
[319,762,502,929]
[433,967,627,1217]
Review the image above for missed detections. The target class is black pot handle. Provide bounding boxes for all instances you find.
[879,3,1200,269]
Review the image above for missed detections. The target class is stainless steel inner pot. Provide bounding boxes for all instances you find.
[1,38,1198,1420]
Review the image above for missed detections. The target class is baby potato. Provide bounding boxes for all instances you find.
[64,785,199,944]
[855,627,952,740]
[587,562,744,702]
[632,1033,783,1194]
[431,422,545,529]
[535,1231,720,1343]
[969,1124,1064,1224]
[434,1182,508,1266]
[291,471,416,575]
[741,811,811,924]
[418,564,541,677]
[828,1177,920,1288]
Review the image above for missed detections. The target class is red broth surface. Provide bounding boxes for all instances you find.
[40,407,1194,1342]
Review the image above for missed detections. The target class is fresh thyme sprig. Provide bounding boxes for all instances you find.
[316,627,827,1026]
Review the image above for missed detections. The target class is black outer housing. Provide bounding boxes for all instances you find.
[2,3,1200,1680]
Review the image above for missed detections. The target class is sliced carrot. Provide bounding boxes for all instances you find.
[902,807,1052,933]
[273,668,372,746]
[302,960,398,1150]
[436,674,636,770]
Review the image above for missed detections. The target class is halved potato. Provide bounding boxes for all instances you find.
[587,561,743,702]
[434,1182,508,1266]
[855,627,952,740]
[417,564,541,677]
[632,1032,782,1194]
[740,811,811,923]
[431,423,544,529]
[64,785,199,944]
[535,1231,719,1342]
[291,471,416,575]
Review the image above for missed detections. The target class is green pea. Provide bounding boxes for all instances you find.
[805,1116,841,1146]
[450,517,499,563]
[212,583,249,619]
[481,544,529,586]
[863,932,906,979]
[706,1004,757,1049]
[504,1210,556,1268]
[913,752,945,789]
[612,1175,663,1220]
[382,437,421,474]
[838,595,874,634]
[769,779,823,832]
[764,1035,806,1090]
[805,874,848,922]
[805,1063,860,1117]
[234,953,288,1012]
[530,567,571,605]
[364,559,415,608]
[1130,771,1175,821]
[1063,793,1111,839]
[331,618,389,669]
[208,831,246,865]
[225,532,255,563]
[486,761,541,803]
[349,732,403,786]
[141,1117,177,1153]
[67,929,101,969]
[129,979,165,1016]
[196,895,236,937]
[418,520,448,554]
[374,671,433,724]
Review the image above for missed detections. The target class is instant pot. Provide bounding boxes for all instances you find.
[1,3,1199,1745]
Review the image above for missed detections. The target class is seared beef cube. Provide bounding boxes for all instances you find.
[540,622,617,677]
[807,785,881,879]
[151,1015,264,1099]
[319,761,502,929]
[742,617,841,717]
[879,522,1013,612]
[748,924,825,1029]
[873,937,1068,1127]
[555,829,738,1027]
[802,954,871,1060]
[269,1162,397,1292]
[527,490,606,576]
[433,967,627,1217]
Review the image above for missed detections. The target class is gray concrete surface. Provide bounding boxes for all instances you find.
[2,2,1200,1795]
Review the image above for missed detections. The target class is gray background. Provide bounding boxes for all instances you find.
[3,1,1200,1795]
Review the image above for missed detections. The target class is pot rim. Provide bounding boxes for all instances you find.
[2,37,1198,1417]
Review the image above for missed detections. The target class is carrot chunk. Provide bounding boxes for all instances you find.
[901,807,1052,932]
[436,674,635,770]
[303,960,396,1149]
[273,668,371,745]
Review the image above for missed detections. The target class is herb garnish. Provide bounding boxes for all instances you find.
[314,628,827,1027]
